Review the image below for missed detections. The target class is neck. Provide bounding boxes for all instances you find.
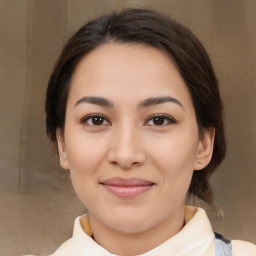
[88,207,185,255]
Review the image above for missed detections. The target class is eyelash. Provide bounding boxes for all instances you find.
[79,113,110,126]
[146,114,176,126]
[79,113,176,127]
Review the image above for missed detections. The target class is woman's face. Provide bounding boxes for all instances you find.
[57,43,214,235]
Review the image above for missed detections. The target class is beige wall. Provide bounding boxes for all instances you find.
[0,0,255,255]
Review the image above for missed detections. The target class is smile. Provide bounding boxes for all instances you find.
[100,177,155,198]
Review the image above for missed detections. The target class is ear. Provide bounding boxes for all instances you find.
[56,129,69,170]
[194,128,215,171]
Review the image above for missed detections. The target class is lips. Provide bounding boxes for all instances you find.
[100,177,155,198]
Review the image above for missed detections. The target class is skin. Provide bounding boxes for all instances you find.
[57,43,215,255]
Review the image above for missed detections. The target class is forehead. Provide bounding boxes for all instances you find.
[68,43,193,110]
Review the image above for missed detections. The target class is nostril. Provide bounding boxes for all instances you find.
[111,161,119,166]
[110,160,141,169]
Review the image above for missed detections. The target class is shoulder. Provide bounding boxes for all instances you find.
[214,232,256,256]
[232,240,256,256]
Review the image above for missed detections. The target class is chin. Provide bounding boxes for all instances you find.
[111,220,151,234]
[104,210,155,234]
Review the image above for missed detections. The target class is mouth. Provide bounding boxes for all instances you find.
[100,177,155,198]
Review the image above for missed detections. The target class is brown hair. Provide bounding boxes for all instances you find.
[45,8,226,207]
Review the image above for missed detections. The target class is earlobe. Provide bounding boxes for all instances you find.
[56,129,69,170]
[194,128,215,171]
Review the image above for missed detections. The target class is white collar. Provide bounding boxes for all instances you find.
[52,206,216,256]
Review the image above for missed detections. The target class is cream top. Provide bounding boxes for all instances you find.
[27,206,256,256]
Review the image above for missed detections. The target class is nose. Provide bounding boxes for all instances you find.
[107,124,146,170]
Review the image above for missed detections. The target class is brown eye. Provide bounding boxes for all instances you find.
[146,114,175,126]
[152,116,165,125]
[91,116,104,125]
[80,114,110,126]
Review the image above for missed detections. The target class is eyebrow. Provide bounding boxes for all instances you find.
[75,96,114,108]
[74,96,183,109]
[138,96,183,109]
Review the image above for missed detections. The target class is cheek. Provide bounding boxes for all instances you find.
[65,135,106,207]
[148,132,198,170]
[65,128,107,173]
[64,132,108,202]
[147,131,198,196]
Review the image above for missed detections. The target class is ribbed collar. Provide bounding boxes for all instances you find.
[54,206,215,256]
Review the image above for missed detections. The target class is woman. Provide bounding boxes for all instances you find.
[38,8,255,256]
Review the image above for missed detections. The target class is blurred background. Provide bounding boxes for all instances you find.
[0,0,255,255]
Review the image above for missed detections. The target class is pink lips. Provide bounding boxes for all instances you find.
[100,177,154,198]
